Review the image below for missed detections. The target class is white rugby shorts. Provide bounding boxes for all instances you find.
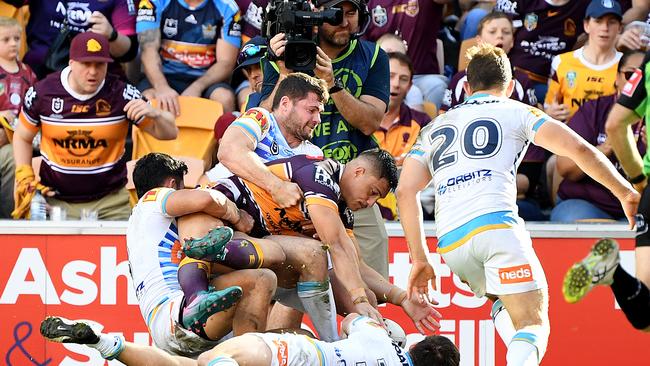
[441,225,548,297]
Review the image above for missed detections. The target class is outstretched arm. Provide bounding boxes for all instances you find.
[395,157,436,301]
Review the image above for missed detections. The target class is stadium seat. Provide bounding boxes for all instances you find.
[458,37,479,72]
[423,102,438,118]
[131,96,222,170]
[126,156,205,206]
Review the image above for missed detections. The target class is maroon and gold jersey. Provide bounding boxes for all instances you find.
[212,155,354,237]
[19,67,151,202]
[0,61,37,116]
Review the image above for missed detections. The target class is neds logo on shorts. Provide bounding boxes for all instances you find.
[499,264,533,284]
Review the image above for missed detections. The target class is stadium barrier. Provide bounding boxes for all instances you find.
[1,220,645,366]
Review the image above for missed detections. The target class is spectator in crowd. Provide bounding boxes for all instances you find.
[495,0,591,102]
[12,32,177,220]
[4,0,138,79]
[457,0,495,40]
[0,16,36,218]
[617,0,650,51]
[237,0,266,41]
[551,50,646,222]
[365,0,452,109]
[234,35,266,111]
[262,0,391,278]
[136,0,241,116]
[376,32,424,112]
[544,0,623,122]
[373,52,429,220]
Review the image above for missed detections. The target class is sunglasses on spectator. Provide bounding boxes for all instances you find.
[621,70,635,80]
[238,44,267,65]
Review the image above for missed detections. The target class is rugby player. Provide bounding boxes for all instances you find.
[396,43,639,365]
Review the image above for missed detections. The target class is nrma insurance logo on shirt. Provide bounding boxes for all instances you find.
[436,169,492,196]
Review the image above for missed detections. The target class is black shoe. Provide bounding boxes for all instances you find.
[40,316,100,344]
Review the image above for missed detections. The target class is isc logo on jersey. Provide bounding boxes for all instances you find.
[498,264,533,284]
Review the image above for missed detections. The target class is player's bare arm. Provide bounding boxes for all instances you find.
[606,103,647,190]
[218,125,302,208]
[395,157,436,301]
[307,204,384,323]
[535,118,640,227]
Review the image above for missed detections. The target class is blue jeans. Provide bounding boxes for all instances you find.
[550,198,619,222]
[412,74,449,109]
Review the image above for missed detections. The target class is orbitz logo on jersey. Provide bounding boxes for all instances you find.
[436,169,492,196]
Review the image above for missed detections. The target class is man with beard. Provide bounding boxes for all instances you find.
[262,0,392,280]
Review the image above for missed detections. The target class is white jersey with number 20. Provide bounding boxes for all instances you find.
[408,94,549,239]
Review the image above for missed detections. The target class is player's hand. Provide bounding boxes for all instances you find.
[544,102,570,122]
[353,301,385,327]
[124,99,161,121]
[401,295,441,334]
[155,85,181,116]
[269,179,303,208]
[617,27,643,51]
[233,209,254,233]
[618,188,641,229]
[407,260,436,303]
[268,33,291,74]
[88,11,113,39]
[314,47,335,89]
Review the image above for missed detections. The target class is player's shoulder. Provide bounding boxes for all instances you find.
[139,187,174,205]
[209,0,239,14]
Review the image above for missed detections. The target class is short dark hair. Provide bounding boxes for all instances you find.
[358,149,399,191]
[477,11,513,36]
[410,335,460,366]
[271,73,329,110]
[618,49,645,72]
[387,52,414,81]
[133,153,188,198]
[466,43,512,92]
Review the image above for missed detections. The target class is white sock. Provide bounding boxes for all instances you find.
[507,327,549,366]
[207,355,239,366]
[297,281,339,341]
[491,299,516,344]
[88,334,125,360]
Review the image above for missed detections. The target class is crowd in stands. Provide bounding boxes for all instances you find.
[1,0,649,225]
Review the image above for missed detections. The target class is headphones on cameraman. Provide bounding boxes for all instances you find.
[317,0,370,39]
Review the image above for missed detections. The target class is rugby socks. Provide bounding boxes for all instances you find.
[178,259,210,304]
[207,355,239,366]
[88,334,125,360]
[611,266,650,330]
[507,326,549,366]
[491,299,516,344]
[297,281,339,342]
[221,238,264,269]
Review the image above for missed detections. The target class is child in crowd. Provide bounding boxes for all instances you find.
[544,0,623,122]
[0,16,36,219]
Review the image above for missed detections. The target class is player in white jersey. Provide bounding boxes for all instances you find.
[210,72,327,208]
[40,314,460,366]
[125,153,278,357]
[396,44,640,366]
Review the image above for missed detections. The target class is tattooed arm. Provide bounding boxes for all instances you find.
[138,28,180,115]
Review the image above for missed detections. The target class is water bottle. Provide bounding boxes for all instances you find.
[30,191,47,220]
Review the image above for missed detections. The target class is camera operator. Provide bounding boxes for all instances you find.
[260,0,391,279]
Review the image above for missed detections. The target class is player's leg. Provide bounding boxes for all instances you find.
[40,317,196,366]
[206,268,278,338]
[197,334,273,366]
[269,234,339,341]
[563,238,650,331]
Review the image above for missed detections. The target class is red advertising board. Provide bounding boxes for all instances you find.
[1,233,647,366]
